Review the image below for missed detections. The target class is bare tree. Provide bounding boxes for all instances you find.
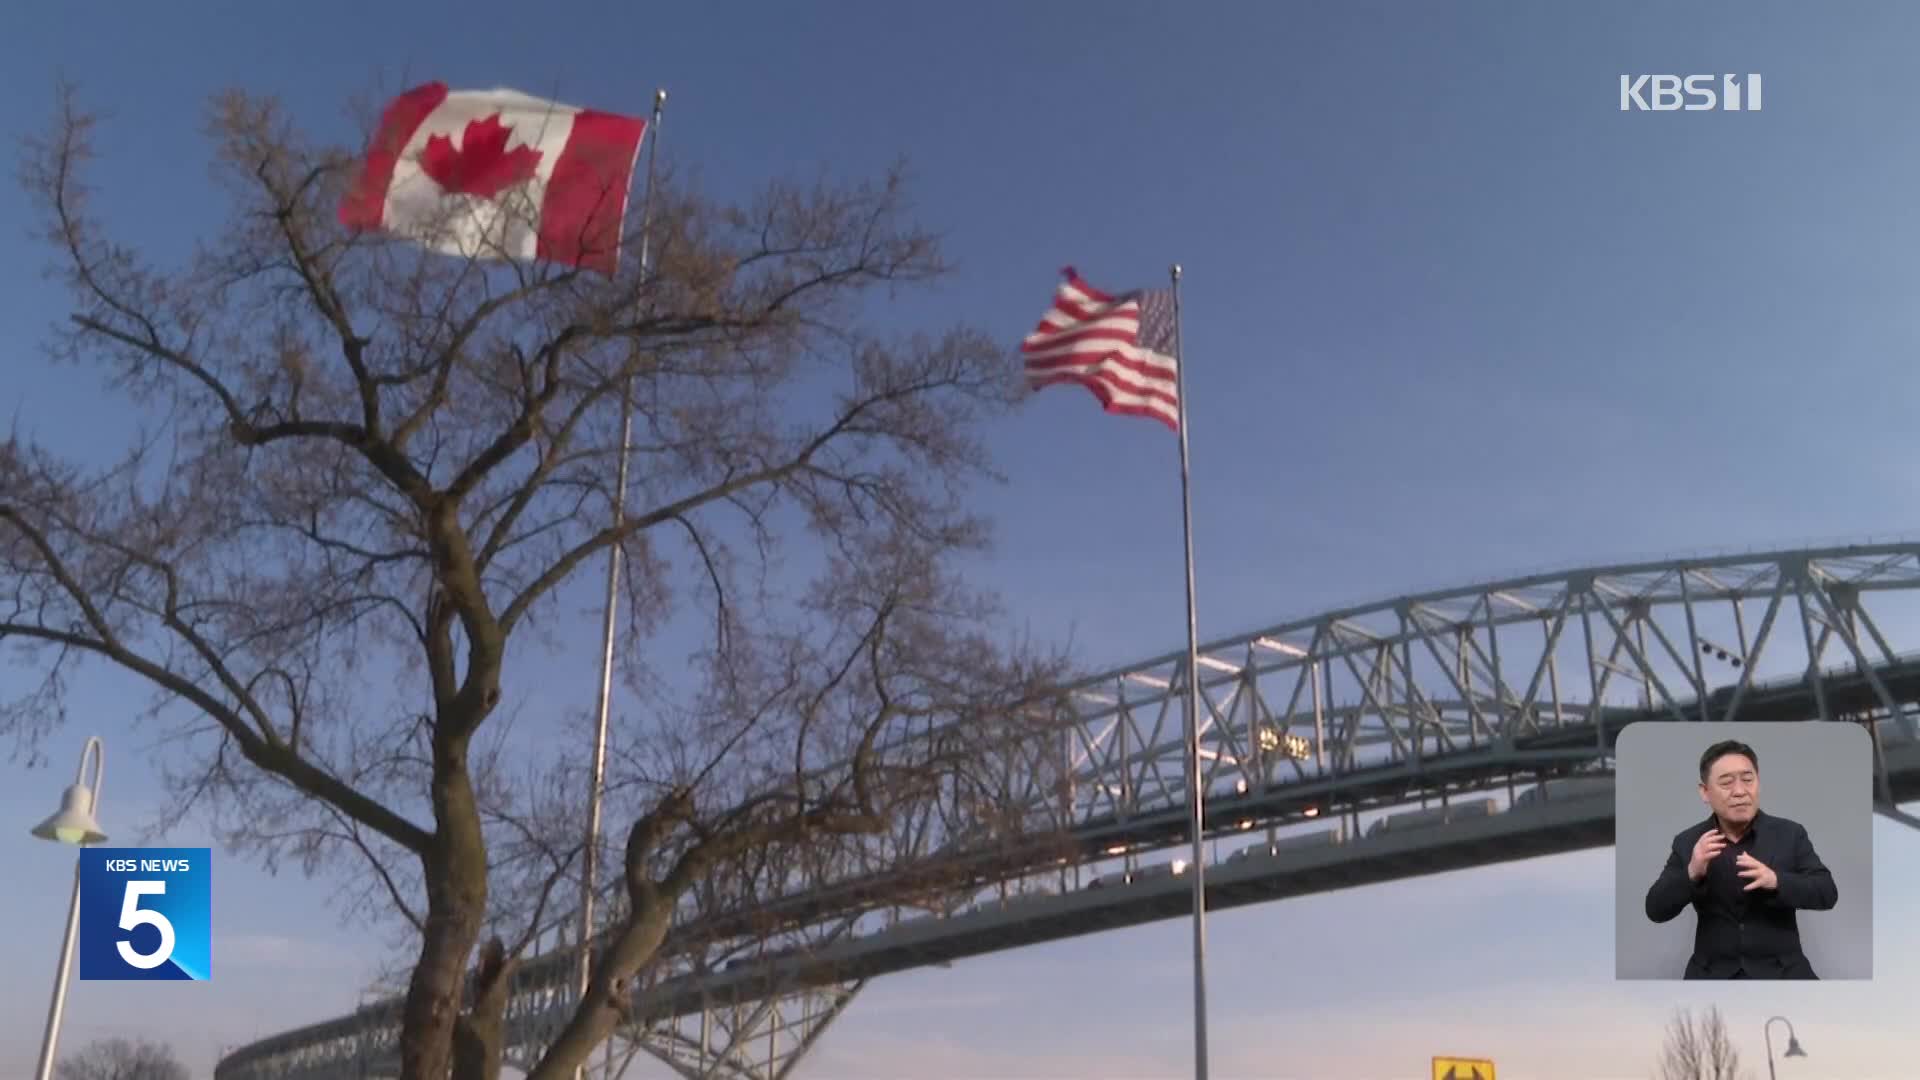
[5,84,1069,1080]
[56,1038,191,1080]
[1657,1006,1749,1080]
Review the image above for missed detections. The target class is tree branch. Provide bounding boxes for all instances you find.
[0,618,431,851]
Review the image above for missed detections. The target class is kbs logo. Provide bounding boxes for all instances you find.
[1620,74,1762,111]
[77,848,211,980]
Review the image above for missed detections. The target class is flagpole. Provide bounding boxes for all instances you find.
[1169,263,1211,1080]
[579,88,666,1074]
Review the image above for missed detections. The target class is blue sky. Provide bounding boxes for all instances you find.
[6,1,1920,1076]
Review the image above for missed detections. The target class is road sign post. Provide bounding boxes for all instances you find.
[1432,1057,1496,1080]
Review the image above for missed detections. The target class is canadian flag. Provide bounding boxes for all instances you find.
[338,82,648,275]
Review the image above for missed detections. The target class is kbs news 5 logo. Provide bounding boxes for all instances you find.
[77,848,211,980]
[1620,74,1762,111]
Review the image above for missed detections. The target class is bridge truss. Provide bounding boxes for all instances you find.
[214,543,1920,1079]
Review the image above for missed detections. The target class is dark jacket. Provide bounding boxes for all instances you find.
[1644,809,1837,979]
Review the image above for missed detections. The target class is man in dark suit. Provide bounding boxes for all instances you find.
[1644,738,1837,978]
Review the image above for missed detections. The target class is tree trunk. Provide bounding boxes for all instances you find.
[524,906,674,1080]
[453,938,515,1080]
[401,739,490,1080]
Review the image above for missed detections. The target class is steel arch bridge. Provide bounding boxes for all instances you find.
[215,543,1920,1080]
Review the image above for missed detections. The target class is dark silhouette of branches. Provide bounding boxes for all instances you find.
[6,82,1068,1080]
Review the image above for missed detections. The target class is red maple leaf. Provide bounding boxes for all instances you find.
[419,114,543,199]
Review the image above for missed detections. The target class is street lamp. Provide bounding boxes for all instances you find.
[1765,1015,1806,1080]
[31,736,106,1080]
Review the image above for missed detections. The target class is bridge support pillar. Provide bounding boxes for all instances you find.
[621,979,867,1080]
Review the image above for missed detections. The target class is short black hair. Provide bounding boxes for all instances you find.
[1699,739,1758,783]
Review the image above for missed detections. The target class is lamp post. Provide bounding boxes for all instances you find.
[1764,1015,1806,1080]
[30,736,107,1080]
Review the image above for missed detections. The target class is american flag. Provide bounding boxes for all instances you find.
[1021,268,1180,431]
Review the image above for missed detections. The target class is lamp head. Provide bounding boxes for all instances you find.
[1784,1037,1806,1058]
[31,783,106,846]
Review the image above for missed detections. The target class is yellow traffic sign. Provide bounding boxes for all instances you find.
[1432,1058,1495,1080]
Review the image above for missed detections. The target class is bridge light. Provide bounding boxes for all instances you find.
[1237,819,1254,830]
[1699,638,1746,667]
[1257,728,1310,758]
[1171,859,1189,875]
[1303,806,1321,818]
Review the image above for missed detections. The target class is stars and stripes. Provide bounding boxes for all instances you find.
[1020,267,1181,431]
[1016,265,1210,1060]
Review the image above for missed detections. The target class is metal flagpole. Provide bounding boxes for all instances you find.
[1168,263,1210,1080]
[579,87,667,1077]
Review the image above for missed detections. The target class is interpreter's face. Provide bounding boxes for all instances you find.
[1699,752,1759,826]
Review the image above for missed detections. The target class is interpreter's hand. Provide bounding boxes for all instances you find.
[1737,852,1779,892]
[1688,829,1728,881]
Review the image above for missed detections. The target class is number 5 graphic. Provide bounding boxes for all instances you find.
[116,881,175,970]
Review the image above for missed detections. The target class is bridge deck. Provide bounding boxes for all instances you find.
[215,710,1918,1079]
